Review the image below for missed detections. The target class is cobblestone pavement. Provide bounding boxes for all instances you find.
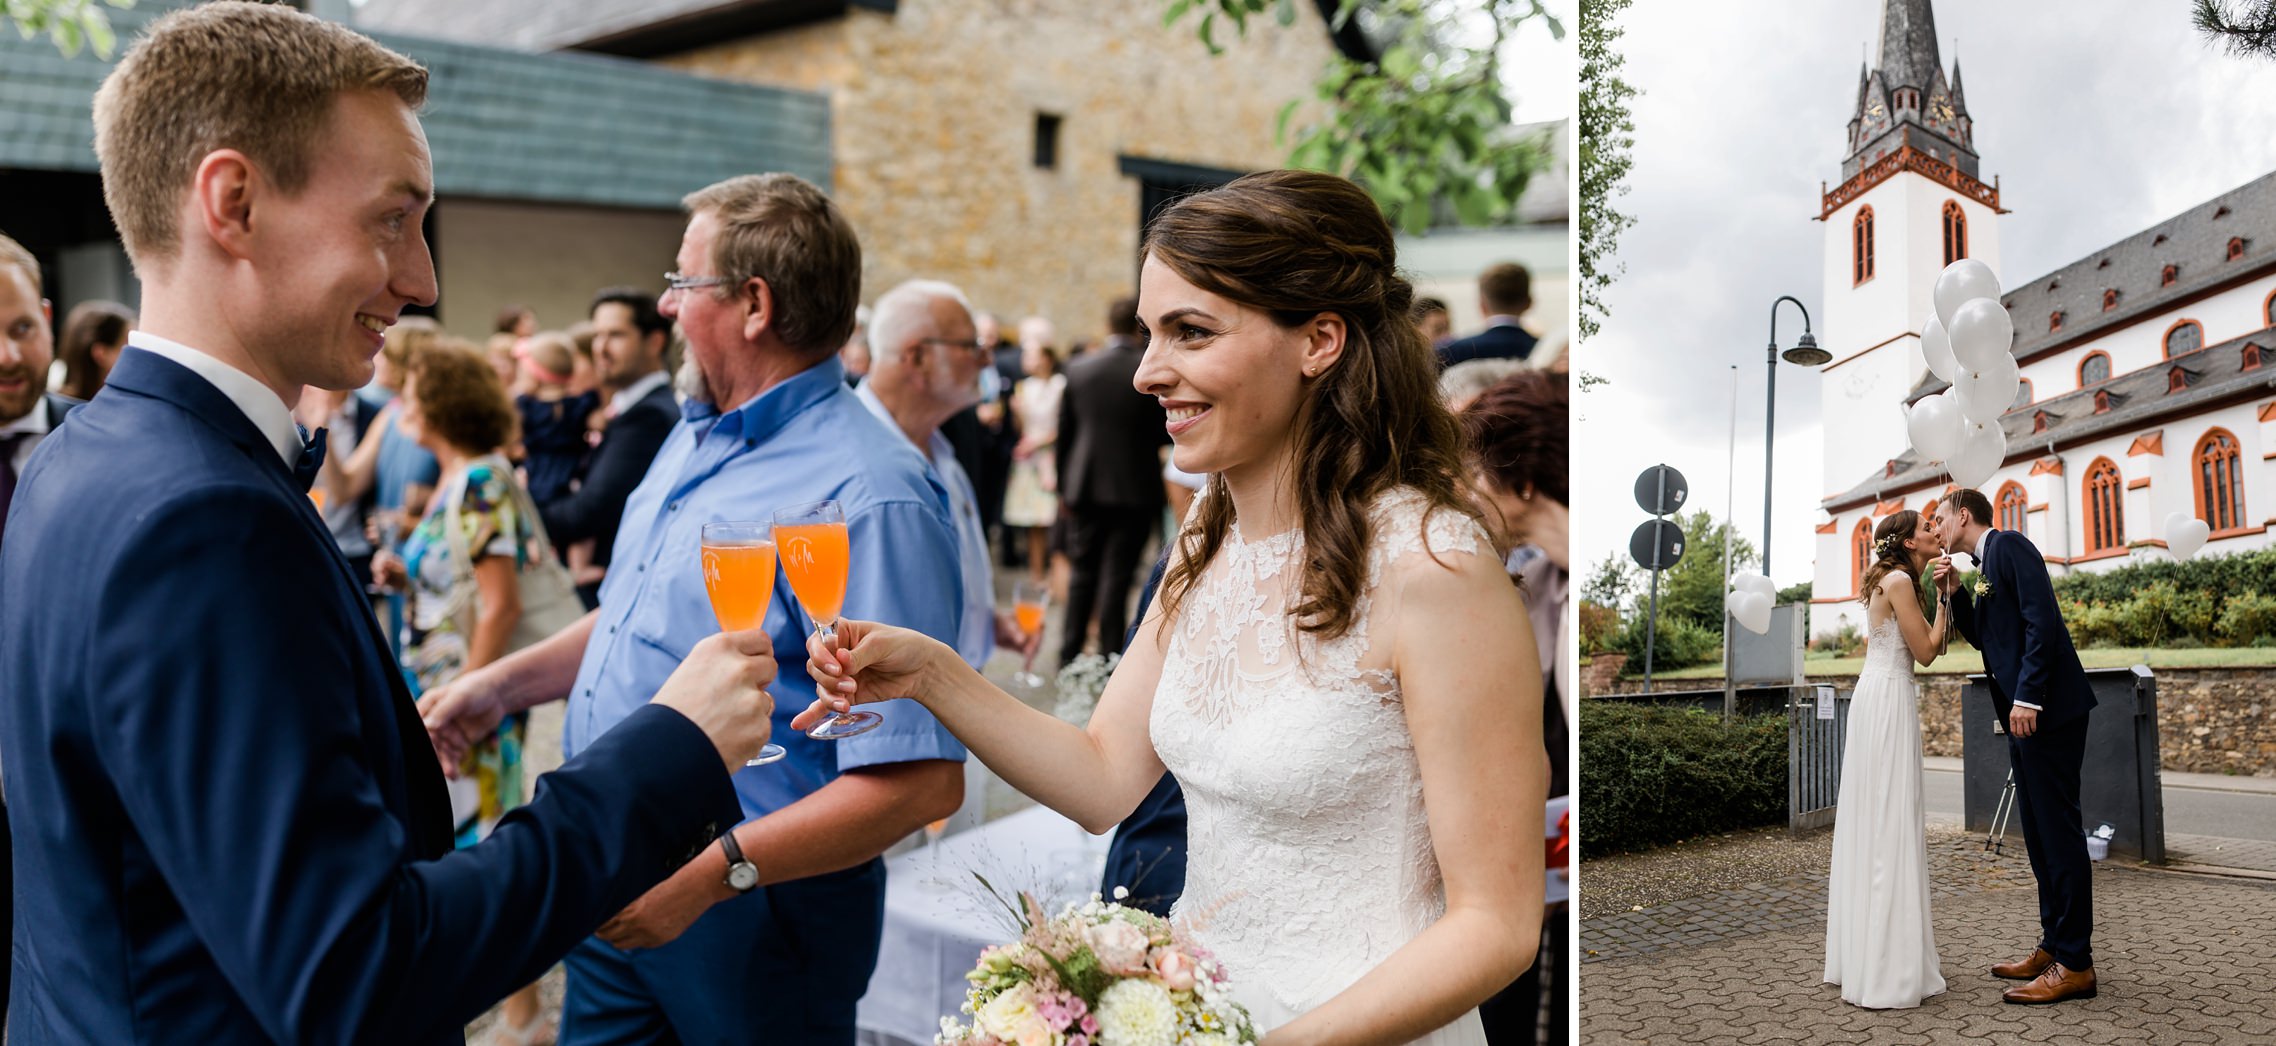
[1582,829,2276,1044]
[2165,832,2276,876]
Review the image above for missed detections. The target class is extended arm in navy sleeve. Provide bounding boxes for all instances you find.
[540,404,675,547]
[87,485,743,1043]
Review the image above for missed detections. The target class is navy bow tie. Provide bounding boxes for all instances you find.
[294,427,328,493]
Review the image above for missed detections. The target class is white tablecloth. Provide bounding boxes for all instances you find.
[857,804,1111,1046]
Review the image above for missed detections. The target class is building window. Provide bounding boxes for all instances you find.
[2265,287,2275,326]
[1942,200,1968,265]
[2050,310,2064,332]
[1853,207,1876,285]
[2033,409,2050,434]
[2013,377,2033,409]
[2196,429,2245,532]
[1996,481,2028,533]
[2103,289,2120,311]
[2093,389,2113,414]
[1033,112,1062,169]
[2165,319,2203,357]
[2230,237,2248,261]
[2162,264,2179,287]
[2246,342,2264,371]
[1851,517,1873,596]
[2168,366,2190,393]
[2085,458,2126,552]
[2078,351,2111,386]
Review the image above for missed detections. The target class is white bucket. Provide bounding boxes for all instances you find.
[2085,836,2110,861]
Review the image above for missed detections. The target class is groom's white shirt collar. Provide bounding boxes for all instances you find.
[128,331,303,468]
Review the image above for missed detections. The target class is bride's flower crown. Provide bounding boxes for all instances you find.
[1874,533,1905,559]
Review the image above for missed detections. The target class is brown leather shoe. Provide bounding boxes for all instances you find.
[1991,947,2055,980]
[2003,962,2097,1004]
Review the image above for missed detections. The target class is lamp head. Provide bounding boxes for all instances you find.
[1782,331,1831,367]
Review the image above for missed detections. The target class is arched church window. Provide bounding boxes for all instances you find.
[1852,518,1872,596]
[2164,319,2203,357]
[2084,458,2125,553]
[1853,207,1876,285]
[1942,201,1967,265]
[2195,429,2245,533]
[2264,287,2275,327]
[1995,482,2028,533]
[2078,352,2111,387]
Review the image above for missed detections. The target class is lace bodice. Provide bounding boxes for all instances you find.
[1149,489,1495,1030]
[1860,575,1918,682]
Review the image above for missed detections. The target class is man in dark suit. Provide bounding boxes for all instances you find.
[1437,261,1538,368]
[1935,488,2100,1005]
[0,7,777,1039]
[0,230,86,1030]
[540,286,679,607]
[1056,295,1170,664]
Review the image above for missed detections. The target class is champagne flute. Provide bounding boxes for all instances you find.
[701,521,787,766]
[773,499,880,739]
[1011,579,1050,689]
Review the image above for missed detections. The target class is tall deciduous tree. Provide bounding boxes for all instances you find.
[1167,0,1559,234]
[1577,0,1635,343]
[5,0,132,58]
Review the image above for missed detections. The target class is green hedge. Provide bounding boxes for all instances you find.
[1579,702,1787,856]
[2051,547,2276,606]
[1611,613,1720,670]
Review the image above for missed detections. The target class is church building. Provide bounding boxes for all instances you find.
[1809,0,2276,638]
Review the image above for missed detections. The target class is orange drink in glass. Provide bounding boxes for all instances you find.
[700,521,786,766]
[773,499,879,739]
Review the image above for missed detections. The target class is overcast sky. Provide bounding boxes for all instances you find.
[1575,0,2276,591]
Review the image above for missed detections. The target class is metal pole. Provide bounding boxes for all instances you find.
[1643,468,1667,694]
[1763,335,1777,581]
[1724,366,1738,720]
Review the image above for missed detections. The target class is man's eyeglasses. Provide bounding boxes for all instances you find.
[663,271,739,295]
[920,337,989,358]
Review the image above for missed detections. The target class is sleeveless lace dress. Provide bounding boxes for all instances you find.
[1822,591,1946,1008]
[1149,489,1493,1043]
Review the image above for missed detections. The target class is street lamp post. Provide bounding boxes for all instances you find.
[1763,295,1828,581]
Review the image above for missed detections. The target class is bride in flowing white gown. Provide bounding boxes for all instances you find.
[1823,508,1951,1009]
[794,170,1547,1045]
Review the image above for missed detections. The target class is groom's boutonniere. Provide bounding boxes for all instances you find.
[1972,577,1992,599]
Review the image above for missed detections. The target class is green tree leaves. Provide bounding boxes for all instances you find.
[5,0,131,59]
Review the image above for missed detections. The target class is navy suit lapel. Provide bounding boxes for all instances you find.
[102,349,456,856]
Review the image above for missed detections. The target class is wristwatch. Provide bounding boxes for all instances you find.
[718,831,759,893]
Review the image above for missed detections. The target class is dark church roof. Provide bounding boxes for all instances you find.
[1826,325,2276,512]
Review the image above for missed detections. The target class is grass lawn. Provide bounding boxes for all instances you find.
[1639,646,2276,680]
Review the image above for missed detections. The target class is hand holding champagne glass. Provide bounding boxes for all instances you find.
[774,499,880,739]
[701,521,787,766]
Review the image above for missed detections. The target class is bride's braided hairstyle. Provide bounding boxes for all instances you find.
[1145,170,1479,644]
[1856,510,1923,608]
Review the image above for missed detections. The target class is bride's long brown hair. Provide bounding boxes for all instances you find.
[1147,170,1479,644]
[1856,510,1924,608]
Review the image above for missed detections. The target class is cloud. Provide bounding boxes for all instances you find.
[1578,0,2276,589]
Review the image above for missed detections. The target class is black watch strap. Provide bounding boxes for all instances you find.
[718,830,758,892]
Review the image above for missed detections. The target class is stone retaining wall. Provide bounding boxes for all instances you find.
[1591,667,2276,778]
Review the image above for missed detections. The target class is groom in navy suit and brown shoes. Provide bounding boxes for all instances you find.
[0,6,781,1041]
[1933,488,2098,1006]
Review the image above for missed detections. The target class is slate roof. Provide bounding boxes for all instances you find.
[0,0,831,210]
[1825,324,2276,512]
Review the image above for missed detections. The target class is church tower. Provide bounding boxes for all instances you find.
[1817,0,2005,495]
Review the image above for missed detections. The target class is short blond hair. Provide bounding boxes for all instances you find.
[681,174,862,356]
[92,1,428,262]
[0,231,38,297]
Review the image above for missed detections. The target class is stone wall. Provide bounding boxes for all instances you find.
[1592,668,2276,777]
[661,0,1337,343]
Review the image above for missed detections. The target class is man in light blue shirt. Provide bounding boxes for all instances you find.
[419,173,966,1043]
[853,279,1035,670]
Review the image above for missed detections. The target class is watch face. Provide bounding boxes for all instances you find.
[728,862,759,891]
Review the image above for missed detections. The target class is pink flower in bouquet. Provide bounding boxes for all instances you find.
[1150,947,1197,991]
[1084,920,1153,975]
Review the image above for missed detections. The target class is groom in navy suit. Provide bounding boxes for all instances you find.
[0,6,780,1040]
[1934,488,2099,1005]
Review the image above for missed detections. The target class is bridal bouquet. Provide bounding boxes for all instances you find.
[937,883,1257,1046]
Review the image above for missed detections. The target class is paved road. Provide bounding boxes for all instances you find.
[1923,759,2276,843]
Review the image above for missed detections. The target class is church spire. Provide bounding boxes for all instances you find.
[1840,0,1978,182]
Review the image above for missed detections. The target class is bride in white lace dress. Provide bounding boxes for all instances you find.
[796,170,1547,1044]
[1823,509,1950,1009]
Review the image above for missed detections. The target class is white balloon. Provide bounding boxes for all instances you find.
[1934,258,2002,330]
[1729,589,1773,635]
[2164,511,2211,562]
[1954,353,2021,423]
[1921,313,1957,383]
[1947,419,2008,489]
[1907,391,1962,462]
[1731,571,1776,597]
[1948,297,2017,371]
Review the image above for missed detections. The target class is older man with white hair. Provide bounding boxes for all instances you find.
[859,279,1033,668]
